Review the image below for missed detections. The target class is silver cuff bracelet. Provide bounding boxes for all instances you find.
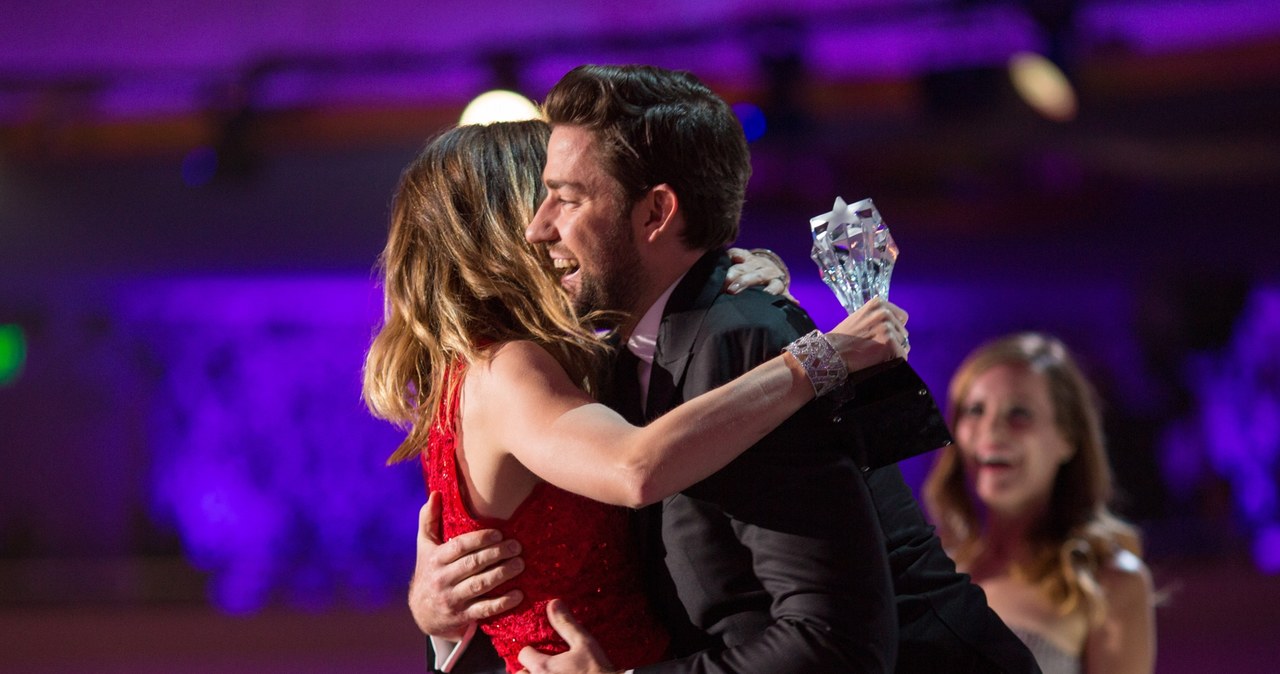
[783,330,849,398]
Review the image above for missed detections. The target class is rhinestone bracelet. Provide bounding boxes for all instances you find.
[783,330,849,397]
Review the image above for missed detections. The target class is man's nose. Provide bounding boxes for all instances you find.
[526,199,556,243]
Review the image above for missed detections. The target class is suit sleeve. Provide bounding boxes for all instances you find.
[425,631,505,674]
[637,303,897,673]
[864,466,1043,674]
[824,361,953,470]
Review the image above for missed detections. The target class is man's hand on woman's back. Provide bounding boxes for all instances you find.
[410,492,527,639]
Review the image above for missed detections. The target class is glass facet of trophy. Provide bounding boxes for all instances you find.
[809,197,899,313]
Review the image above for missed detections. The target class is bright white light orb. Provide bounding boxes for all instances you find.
[459,90,541,125]
[1008,51,1078,122]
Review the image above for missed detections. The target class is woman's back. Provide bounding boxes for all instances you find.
[426,358,668,672]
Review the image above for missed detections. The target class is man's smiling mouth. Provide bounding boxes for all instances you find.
[553,258,580,275]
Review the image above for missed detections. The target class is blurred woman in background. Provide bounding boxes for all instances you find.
[924,332,1156,674]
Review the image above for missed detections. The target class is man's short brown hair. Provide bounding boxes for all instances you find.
[542,64,751,252]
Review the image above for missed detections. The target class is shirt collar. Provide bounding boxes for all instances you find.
[626,273,685,366]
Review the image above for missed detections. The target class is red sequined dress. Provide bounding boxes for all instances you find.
[422,366,670,673]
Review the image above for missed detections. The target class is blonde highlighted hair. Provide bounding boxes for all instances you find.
[923,332,1143,626]
[362,120,611,464]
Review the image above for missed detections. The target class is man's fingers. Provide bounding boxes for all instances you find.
[418,493,444,544]
[433,527,508,566]
[407,497,526,636]
[408,553,524,635]
[513,602,577,673]
[544,599,588,648]
[456,554,525,600]
[416,495,514,570]
[463,589,525,622]
[512,600,614,673]
[460,538,522,574]
[517,645,550,671]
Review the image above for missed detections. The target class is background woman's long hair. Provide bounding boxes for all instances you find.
[923,332,1143,626]
[362,120,611,464]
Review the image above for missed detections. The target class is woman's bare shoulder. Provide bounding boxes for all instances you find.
[1100,547,1154,601]
[471,340,590,409]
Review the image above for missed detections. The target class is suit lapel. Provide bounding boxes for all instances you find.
[637,251,729,654]
[647,251,728,417]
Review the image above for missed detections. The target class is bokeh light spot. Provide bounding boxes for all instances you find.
[459,90,540,125]
[1008,51,1078,122]
[733,102,767,143]
[0,324,26,386]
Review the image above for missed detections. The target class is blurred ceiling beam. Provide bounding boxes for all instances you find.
[1,33,1276,161]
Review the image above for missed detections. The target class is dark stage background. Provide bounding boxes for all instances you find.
[2,1,1279,671]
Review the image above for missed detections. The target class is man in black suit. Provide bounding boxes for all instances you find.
[413,64,1039,673]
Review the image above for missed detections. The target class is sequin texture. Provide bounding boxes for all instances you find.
[422,365,669,673]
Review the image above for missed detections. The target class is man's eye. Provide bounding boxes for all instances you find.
[960,403,984,418]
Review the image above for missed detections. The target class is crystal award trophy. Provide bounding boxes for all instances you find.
[809,197,898,312]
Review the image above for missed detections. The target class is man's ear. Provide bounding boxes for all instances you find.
[634,184,680,244]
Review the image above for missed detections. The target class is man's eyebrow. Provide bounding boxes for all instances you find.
[544,179,584,191]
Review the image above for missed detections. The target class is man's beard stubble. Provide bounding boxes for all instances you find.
[571,216,646,321]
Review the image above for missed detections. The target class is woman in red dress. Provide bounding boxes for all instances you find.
[362,120,908,672]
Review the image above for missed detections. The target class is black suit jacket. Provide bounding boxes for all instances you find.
[630,251,898,673]
[633,252,1039,673]
[430,252,1038,673]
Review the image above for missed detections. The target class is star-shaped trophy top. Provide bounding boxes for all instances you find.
[809,196,898,313]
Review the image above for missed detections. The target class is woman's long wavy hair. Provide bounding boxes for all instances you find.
[363,120,611,464]
[923,332,1143,626]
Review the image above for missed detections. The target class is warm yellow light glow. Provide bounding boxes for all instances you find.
[1008,51,1078,122]
[459,90,540,125]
